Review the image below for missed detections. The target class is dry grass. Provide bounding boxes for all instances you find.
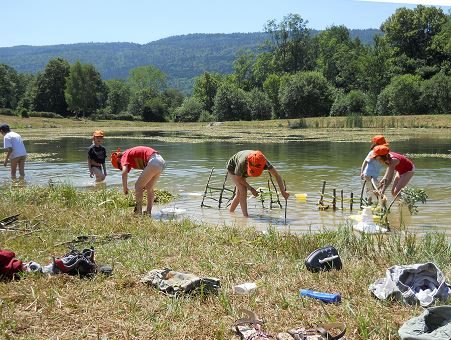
[1,114,451,144]
[1,185,450,339]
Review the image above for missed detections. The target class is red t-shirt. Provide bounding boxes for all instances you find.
[390,152,414,175]
[120,146,156,172]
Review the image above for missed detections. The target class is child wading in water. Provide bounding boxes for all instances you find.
[360,135,388,204]
[111,146,166,215]
[371,144,415,198]
[0,124,27,182]
[87,130,107,182]
[226,150,289,217]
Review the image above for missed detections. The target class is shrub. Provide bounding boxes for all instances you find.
[28,111,63,118]
[213,83,251,121]
[247,89,272,120]
[278,71,334,118]
[174,97,204,122]
[330,90,370,116]
[142,97,168,122]
[16,107,29,118]
[420,71,450,114]
[376,75,423,115]
[0,108,15,116]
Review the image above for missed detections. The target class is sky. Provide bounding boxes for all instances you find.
[1,0,449,47]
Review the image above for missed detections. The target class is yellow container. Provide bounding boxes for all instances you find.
[295,193,308,201]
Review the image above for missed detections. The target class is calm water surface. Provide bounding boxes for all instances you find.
[2,134,450,235]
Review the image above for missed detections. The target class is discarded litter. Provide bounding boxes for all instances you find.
[295,193,307,201]
[160,207,186,216]
[233,282,257,294]
[299,289,341,303]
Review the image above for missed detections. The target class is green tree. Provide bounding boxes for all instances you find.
[193,72,222,113]
[381,6,448,62]
[278,71,334,118]
[264,13,316,73]
[161,88,184,121]
[213,82,251,121]
[32,57,70,114]
[330,90,370,116]
[420,71,450,114]
[174,97,204,122]
[65,61,105,117]
[232,49,255,91]
[252,52,276,88]
[105,79,130,114]
[127,88,157,117]
[0,64,23,109]
[376,74,423,115]
[127,65,167,93]
[142,97,167,122]
[247,89,272,120]
[263,73,289,118]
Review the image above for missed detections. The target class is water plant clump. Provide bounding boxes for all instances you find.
[400,187,428,215]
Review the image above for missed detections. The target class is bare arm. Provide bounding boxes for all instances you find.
[380,159,398,194]
[231,172,258,196]
[121,165,129,194]
[3,147,12,166]
[360,159,368,178]
[269,167,289,200]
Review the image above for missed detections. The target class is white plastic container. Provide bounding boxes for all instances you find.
[233,282,257,294]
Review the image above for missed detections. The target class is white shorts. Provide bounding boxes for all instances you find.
[147,153,166,173]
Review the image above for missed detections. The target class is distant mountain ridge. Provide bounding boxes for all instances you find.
[0,30,382,92]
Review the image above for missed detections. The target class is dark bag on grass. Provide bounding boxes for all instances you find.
[305,246,342,272]
[398,305,451,340]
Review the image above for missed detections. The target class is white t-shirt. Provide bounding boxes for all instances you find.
[3,131,27,159]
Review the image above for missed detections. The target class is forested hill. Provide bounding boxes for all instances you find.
[0,30,381,92]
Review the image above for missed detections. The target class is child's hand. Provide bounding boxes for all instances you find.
[250,187,259,197]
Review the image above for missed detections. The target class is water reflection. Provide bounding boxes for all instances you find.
[2,135,450,235]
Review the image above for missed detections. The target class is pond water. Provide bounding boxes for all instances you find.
[2,133,450,235]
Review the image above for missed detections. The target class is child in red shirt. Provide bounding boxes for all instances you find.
[111,146,166,215]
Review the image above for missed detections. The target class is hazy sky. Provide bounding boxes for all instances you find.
[1,0,449,47]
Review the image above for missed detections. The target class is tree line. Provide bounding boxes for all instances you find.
[0,6,449,122]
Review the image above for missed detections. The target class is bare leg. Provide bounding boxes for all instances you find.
[91,167,105,182]
[229,173,249,217]
[392,171,414,197]
[145,173,160,214]
[135,163,161,214]
[18,156,26,180]
[9,157,19,180]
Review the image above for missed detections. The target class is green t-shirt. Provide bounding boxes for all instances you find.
[226,150,272,177]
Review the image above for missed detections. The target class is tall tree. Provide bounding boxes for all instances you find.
[381,5,448,63]
[32,58,70,114]
[105,79,130,115]
[193,72,222,113]
[0,64,21,109]
[127,65,167,93]
[65,61,105,117]
[264,13,316,73]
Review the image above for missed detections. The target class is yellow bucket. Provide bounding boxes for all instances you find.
[295,193,308,201]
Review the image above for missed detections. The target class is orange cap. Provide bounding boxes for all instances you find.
[247,150,266,177]
[110,148,121,169]
[371,145,390,158]
[371,135,387,145]
[93,130,104,138]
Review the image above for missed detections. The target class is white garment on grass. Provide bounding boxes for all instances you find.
[3,131,27,159]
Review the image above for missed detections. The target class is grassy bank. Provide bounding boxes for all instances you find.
[1,185,450,339]
[1,114,451,144]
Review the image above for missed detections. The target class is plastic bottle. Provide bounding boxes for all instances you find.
[299,289,341,303]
